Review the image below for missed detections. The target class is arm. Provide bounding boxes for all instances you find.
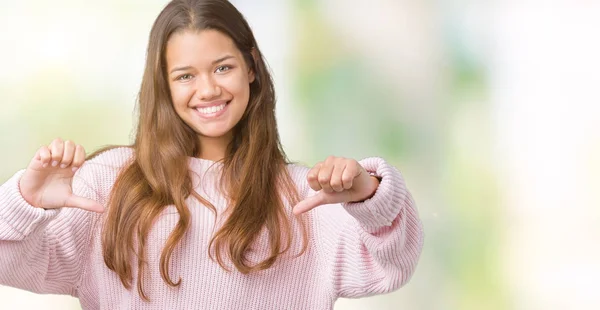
[0,169,99,296]
[313,157,424,298]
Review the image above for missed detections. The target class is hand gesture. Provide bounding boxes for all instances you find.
[293,156,379,215]
[18,138,104,213]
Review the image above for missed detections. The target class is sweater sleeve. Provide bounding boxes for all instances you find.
[0,168,99,296]
[313,157,424,299]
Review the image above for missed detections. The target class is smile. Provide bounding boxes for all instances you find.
[194,101,230,118]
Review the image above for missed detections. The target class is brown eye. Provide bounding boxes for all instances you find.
[215,65,232,73]
[177,74,193,81]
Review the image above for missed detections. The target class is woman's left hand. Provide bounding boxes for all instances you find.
[293,156,380,215]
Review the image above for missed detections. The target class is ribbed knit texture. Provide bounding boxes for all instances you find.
[0,148,423,310]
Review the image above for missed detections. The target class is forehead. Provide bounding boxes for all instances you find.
[166,29,241,66]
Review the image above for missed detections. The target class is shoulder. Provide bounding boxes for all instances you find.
[86,146,135,168]
[285,162,311,185]
[71,147,135,198]
[281,162,310,200]
[285,162,310,178]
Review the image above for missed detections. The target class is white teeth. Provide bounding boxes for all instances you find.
[197,103,226,115]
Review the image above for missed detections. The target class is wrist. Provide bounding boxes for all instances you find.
[349,173,381,203]
[364,175,380,200]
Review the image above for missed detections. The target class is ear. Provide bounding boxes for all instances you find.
[248,48,259,83]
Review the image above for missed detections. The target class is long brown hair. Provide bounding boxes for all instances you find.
[88,0,307,301]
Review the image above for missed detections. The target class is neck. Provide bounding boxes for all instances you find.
[197,134,232,162]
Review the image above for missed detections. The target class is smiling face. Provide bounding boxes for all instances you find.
[166,29,255,158]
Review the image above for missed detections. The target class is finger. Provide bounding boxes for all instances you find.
[318,157,336,193]
[30,148,44,169]
[49,138,65,167]
[293,192,326,215]
[60,140,76,168]
[71,145,86,172]
[307,162,323,192]
[65,194,104,213]
[39,146,52,168]
[342,159,360,190]
[330,160,346,192]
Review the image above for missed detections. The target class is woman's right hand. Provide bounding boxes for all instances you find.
[18,138,104,213]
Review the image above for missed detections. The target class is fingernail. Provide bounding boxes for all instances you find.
[72,167,78,173]
[42,163,48,168]
[51,161,58,167]
[60,164,67,169]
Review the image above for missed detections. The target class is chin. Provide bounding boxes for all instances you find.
[197,128,234,139]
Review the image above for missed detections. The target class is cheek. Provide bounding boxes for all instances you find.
[169,84,193,110]
[222,73,251,100]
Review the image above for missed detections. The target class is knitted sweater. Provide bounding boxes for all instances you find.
[0,147,423,310]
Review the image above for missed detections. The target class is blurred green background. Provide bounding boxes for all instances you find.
[1,0,599,309]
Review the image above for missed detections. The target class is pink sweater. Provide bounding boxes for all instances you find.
[0,148,423,310]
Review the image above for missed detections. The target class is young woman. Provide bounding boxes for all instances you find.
[0,0,423,309]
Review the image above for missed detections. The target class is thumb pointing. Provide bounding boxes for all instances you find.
[65,194,104,213]
[293,192,326,215]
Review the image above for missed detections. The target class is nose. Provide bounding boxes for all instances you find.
[195,74,222,101]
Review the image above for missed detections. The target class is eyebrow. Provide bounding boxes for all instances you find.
[169,55,235,74]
